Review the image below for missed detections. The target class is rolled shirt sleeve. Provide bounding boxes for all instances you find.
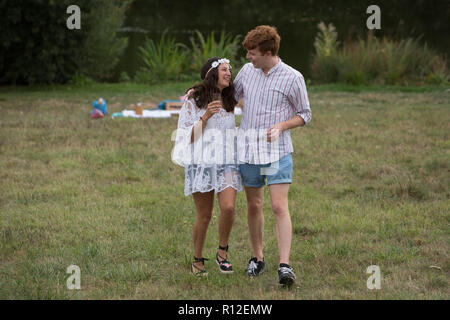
[288,74,311,125]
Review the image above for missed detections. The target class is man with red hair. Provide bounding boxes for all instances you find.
[234,25,312,286]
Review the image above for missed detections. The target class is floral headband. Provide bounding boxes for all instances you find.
[204,58,232,78]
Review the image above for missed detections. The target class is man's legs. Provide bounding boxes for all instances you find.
[244,186,265,262]
[269,182,296,285]
[268,183,291,265]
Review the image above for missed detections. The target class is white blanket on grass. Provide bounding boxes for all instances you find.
[117,107,241,118]
[120,109,180,118]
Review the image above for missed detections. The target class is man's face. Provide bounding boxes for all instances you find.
[246,48,269,69]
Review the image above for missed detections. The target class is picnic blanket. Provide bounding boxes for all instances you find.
[112,107,242,119]
[112,109,180,119]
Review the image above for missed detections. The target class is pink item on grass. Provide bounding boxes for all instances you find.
[90,109,104,119]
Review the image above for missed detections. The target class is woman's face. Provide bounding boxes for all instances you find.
[216,63,232,91]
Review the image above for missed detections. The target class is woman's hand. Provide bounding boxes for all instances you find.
[203,100,222,120]
[266,123,284,142]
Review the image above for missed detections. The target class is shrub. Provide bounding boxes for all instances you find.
[118,71,131,83]
[136,30,189,83]
[188,30,242,76]
[311,22,340,83]
[311,22,449,85]
[135,29,244,83]
[68,72,95,86]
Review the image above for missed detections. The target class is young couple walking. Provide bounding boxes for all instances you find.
[173,25,311,286]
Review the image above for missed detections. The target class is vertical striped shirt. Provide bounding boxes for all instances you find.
[234,59,311,164]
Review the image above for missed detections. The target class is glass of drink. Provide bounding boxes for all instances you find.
[212,92,223,109]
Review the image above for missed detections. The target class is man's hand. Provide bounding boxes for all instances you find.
[266,123,284,142]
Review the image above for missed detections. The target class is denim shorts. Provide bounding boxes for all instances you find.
[239,153,293,188]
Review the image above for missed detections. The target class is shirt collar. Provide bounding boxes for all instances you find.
[263,57,282,76]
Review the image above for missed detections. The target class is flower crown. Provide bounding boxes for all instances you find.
[204,58,231,78]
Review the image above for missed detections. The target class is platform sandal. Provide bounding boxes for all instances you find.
[216,245,233,274]
[191,257,209,277]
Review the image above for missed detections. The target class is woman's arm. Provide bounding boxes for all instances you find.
[190,100,222,143]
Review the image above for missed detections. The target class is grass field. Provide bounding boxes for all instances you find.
[0,82,449,299]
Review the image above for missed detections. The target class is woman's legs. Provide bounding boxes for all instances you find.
[217,187,237,259]
[192,190,215,270]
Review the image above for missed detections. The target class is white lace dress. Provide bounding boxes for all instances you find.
[172,98,242,196]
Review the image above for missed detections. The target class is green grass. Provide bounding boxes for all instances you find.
[0,82,449,299]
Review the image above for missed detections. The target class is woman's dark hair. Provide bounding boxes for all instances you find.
[187,57,237,113]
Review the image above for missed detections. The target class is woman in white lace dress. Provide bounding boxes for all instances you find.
[173,57,242,277]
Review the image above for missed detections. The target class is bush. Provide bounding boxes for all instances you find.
[0,0,129,85]
[136,30,188,83]
[135,29,244,83]
[311,22,340,83]
[188,30,242,76]
[311,22,449,85]
[68,72,95,86]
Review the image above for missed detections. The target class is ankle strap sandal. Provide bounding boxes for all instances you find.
[191,256,209,277]
[216,245,234,274]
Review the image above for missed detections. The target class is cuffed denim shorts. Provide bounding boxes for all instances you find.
[239,153,293,188]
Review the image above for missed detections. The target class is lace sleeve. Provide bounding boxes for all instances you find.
[178,99,199,131]
[171,99,198,167]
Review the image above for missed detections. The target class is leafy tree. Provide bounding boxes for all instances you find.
[0,0,130,84]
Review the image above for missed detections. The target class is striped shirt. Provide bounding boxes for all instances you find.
[234,59,311,164]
